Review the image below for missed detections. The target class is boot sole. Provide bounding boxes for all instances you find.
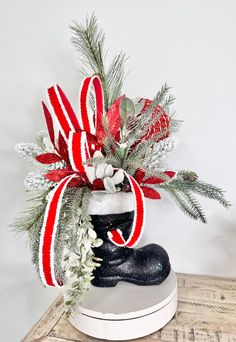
[91,263,171,287]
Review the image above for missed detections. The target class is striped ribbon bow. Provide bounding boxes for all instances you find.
[39,76,145,287]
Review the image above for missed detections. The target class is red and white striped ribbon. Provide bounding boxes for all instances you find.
[39,76,145,287]
[78,76,104,135]
[39,174,78,287]
[68,131,90,174]
[107,172,145,247]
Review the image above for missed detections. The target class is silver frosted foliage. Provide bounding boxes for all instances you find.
[24,172,53,190]
[151,136,178,161]
[15,143,43,162]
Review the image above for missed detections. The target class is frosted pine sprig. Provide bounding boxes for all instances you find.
[36,130,55,153]
[15,143,43,162]
[15,132,56,164]
[151,136,178,161]
[41,161,67,172]
[24,172,53,190]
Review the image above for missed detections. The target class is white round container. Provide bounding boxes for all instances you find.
[68,270,177,340]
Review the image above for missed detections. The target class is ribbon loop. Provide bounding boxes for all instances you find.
[47,85,81,141]
[68,131,90,174]
[79,76,104,136]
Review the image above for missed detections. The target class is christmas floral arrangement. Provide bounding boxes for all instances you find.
[13,15,229,316]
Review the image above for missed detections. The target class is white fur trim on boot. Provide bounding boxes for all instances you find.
[87,192,135,215]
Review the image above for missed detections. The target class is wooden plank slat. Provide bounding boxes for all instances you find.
[22,273,236,342]
[178,286,236,304]
[149,329,236,342]
[31,337,71,342]
[177,274,236,307]
[22,295,64,342]
[177,273,236,290]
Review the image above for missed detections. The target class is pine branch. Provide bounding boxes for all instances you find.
[11,189,51,276]
[106,52,127,106]
[161,171,231,208]
[159,170,230,222]
[184,191,207,223]
[123,157,146,175]
[142,167,170,181]
[165,188,198,220]
[126,126,170,164]
[164,187,206,222]
[169,114,183,133]
[10,190,49,236]
[71,14,127,110]
[86,151,122,168]
[101,115,119,153]
[29,213,45,277]
[54,187,85,283]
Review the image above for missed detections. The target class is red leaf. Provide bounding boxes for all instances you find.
[143,176,165,184]
[93,178,105,190]
[143,171,176,185]
[58,132,69,164]
[141,186,161,199]
[45,169,87,187]
[107,96,124,138]
[164,171,176,178]
[68,177,86,188]
[44,169,75,182]
[35,153,62,164]
[97,96,124,145]
[134,169,145,183]
[42,101,55,147]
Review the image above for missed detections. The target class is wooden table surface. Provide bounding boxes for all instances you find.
[22,273,236,342]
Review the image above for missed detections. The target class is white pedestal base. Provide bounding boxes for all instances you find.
[69,270,177,341]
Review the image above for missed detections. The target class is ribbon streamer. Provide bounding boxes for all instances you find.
[39,174,78,287]
[39,76,145,287]
[107,172,145,247]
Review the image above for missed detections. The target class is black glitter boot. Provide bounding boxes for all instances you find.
[90,210,171,287]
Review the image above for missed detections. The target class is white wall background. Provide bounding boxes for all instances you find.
[0,0,236,340]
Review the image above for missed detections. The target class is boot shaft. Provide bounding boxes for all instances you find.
[91,211,134,241]
[88,192,135,261]
[91,211,134,262]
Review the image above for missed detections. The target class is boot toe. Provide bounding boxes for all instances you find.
[134,243,171,284]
